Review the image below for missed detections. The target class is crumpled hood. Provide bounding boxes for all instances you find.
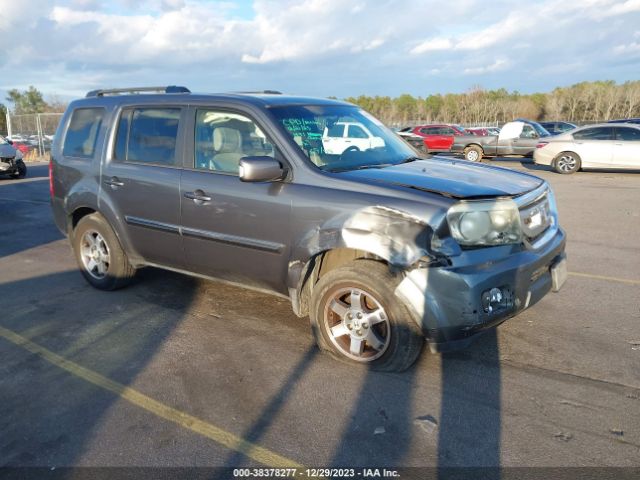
[334,158,543,199]
[0,144,17,159]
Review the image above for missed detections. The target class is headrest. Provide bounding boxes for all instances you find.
[213,127,242,153]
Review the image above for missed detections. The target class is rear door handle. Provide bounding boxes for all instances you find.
[184,190,212,203]
[104,176,124,188]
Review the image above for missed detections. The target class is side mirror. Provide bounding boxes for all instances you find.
[239,156,285,182]
[7,139,13,145]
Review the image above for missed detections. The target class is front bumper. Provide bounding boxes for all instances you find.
[0,158,19,174]
[395,227,567,352]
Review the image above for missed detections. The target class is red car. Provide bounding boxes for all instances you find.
[404,124,471,153]
[7,139,32,155]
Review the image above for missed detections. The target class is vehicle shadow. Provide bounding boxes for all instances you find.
[438,331,501,479]
[0,165,64,258]
[0,268,197,467]
[519,161,554,172]
[323,330,501,479]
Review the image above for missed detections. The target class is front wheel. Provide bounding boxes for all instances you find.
[463,145,483,162]
[10,161,27,179]
[310,260,424,372]
[554,152,581,174]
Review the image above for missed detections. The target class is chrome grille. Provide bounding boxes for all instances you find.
[514,184,556,248]
[519,192,551,239]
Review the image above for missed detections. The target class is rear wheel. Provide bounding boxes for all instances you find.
[10,161,27,179]
[463,145,483,162]
[554,152,581,174]
[72,213,136,290]
[310,260,424,372]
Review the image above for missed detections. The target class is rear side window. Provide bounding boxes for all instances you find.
[615,127,640,141]
[326,124,345,138]
[347,125,368,139]
[63,108,105,158]
[113,108,181,166]
[573,127,613,141]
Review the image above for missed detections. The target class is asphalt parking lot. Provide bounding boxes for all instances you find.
[0,159,639,473]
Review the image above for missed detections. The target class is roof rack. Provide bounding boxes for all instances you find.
[85,86,191,98]
[234,90,283,95]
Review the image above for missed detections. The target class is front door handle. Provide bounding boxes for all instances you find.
[104,176,124,188]
[184,190,212,203]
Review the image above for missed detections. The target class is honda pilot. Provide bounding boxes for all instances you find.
[50,86,567,371]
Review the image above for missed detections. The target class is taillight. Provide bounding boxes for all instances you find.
[536,142,549,149]
[49,158,54,197]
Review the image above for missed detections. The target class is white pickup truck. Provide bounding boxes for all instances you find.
[322,121,385,155]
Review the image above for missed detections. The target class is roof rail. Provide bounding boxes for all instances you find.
[234,90,283,95]
[85,86,191,98]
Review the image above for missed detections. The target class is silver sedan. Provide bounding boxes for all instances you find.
[533,123,640,174]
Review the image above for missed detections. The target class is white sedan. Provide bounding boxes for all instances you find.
[534,123,640,174]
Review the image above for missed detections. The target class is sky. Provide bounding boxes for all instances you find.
[1,0,640,104]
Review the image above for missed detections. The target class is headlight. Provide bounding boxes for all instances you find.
[447,198,522,246]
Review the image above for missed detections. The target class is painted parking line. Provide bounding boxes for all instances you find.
[569,271,640,286]
[0,325,303,468]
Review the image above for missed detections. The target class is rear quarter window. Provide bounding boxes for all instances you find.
[573,127,614,140]
[62,108,105,158]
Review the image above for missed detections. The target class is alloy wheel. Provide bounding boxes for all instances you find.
[323,287,391,362]
[556,154,578,172]
[80,230,111,279]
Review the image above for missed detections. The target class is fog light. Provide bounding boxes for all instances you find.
[482,287,505,314]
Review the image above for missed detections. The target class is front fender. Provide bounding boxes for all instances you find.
[287,205,443,295]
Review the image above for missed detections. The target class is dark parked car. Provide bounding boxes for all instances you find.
[0,136,27,178]
[539,121,577,135]
[607,118,640,125]
[50,86,567,371]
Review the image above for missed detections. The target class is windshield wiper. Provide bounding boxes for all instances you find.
[396,156,422,164]
[355,163,394,170]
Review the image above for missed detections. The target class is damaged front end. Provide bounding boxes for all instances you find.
[395,182,567,352]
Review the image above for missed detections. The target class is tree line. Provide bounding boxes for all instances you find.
[2,81,640,136]
[344,80,640,126]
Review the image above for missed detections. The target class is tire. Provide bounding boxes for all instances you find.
[10,161,27,179]
[310,260,424,372]
[72,213,136,290]
[463,145,483,162]
[554,152,581,174]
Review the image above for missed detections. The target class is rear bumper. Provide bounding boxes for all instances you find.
[395,228,567,352]
[533,149,554,166]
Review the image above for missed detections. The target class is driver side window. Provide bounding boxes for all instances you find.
[194,110,274,175]
[520,125,537,139]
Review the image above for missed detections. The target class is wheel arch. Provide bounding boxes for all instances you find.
[465,143,485,153]
[286,205,440,317]
[291,248,388,318]
[68,203,143,266]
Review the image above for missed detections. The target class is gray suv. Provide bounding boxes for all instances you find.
[50,86,567,371]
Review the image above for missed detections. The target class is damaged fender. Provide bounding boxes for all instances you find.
[287,204,449,318]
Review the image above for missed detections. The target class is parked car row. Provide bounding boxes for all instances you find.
[394,118,640,173]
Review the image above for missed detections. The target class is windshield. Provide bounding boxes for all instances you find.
[528,121,551,137]
[0,136,7,145]
[270,105,420,172]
